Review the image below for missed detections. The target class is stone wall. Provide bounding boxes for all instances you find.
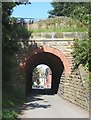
[31,32,88,40]
[58,68,89,110]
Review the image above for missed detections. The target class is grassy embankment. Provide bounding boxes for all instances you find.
[32,27,88,33]
[29,17,88,33]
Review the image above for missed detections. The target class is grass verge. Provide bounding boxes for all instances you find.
[2,87,26,120]
[31,27,88,33]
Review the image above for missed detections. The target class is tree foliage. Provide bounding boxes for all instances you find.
[73,38,89,69]
[49,2,90,72]
[73,36,91,73]
[15,0,31,5]
[2,2,17,83]
[33,67,40,79]
[48,2,90,25]
[2,2,16,54]
[2,2,31,83]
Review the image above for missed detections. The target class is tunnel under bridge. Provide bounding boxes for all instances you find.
[20,46,70,96]
[11,32,89,110]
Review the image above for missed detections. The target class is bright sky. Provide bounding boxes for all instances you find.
[37,64,48,71]
[12,2,53,19]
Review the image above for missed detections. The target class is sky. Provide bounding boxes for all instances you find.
[37,64,49,72]
[11,2,52,70]
[12,2,53,19]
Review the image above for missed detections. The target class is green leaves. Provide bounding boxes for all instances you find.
[49,2,90,25]
[2,110,18,120]
[11,24,31,39]
[49,2,90,71]
[2,2,31,83]
[73,38,89,71]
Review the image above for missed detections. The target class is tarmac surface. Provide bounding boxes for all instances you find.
[18,93,89,118]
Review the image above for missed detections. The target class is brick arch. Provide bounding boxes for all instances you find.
[20,46,70,77]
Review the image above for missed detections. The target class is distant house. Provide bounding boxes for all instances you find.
[45,68,52,88]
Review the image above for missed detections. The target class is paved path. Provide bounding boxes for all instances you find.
[18,94,89,118]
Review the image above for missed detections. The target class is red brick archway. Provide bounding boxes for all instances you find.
[20,46,70,77]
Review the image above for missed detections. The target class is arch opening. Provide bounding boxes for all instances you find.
[25,52,64,96]
[32,64,52,90]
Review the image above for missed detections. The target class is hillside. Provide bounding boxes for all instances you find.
[28,16,88,33]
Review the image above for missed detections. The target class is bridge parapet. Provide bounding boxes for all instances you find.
[31,32,88,40]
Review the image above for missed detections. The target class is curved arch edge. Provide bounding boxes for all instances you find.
[19,46,71,77]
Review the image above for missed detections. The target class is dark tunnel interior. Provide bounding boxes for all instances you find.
[25,52,64,96]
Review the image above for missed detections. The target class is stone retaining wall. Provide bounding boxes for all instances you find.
[58,68,89,110]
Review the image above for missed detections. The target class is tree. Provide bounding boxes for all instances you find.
[33,67,40,80]
[2,2,17,83]
[48,2,90,72]
[15,0,31,5]
[2,2,16,53]
[2,1,31,84]
[48,2,90,25]
[2,1,31,54]
[73,38,89,69]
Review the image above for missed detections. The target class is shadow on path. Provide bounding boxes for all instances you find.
[31,88,55,95]
[21,92,52,111]
[22,102,51,110]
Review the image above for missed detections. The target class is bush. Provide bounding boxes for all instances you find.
[11,24,31,39]
[73,38,89,71]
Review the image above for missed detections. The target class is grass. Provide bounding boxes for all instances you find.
[2,87,26,120]
[2,110,19,120]
[29,16,88,33]
[31,27,88,33]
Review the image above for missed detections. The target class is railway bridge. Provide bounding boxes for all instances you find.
[11,32,89,110]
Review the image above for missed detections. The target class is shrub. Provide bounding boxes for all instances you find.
[73,38,89,71]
